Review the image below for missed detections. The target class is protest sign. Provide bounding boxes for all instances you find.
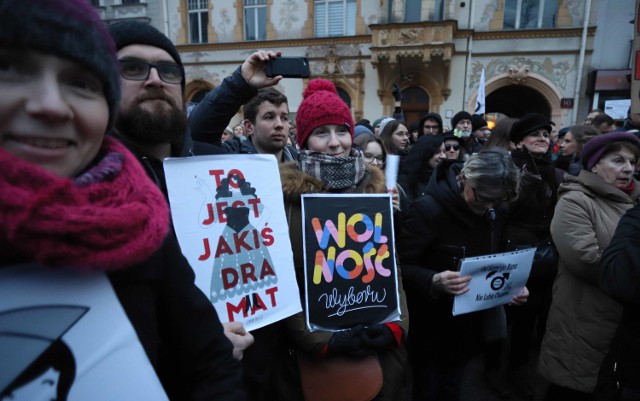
[164,154,301,331]
[0,264,168,401]
[452,248,535,316]
[301,194,401,331]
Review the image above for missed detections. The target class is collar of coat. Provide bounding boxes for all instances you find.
[279,161,387,203]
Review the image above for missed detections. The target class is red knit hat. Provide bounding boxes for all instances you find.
[295,79,354,149]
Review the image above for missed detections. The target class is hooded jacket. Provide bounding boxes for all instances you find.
[539,171,640,392]
[418,112,444,136]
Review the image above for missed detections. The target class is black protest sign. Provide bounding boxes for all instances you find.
[301,194,401,331]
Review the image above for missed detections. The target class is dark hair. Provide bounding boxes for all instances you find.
[1,339,76,401]
[567,125,599,153]
[485,117,518,150]
[354,133,388,163]
[590,113,614,128]
[398,135,444,196]
[379,119,405,155]
[243,88,288,123]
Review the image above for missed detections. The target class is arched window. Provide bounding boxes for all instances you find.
[336,87,352,109]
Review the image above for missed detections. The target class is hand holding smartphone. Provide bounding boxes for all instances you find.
[265,57,310,78]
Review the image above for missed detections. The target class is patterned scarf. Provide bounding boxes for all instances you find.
[298,148,366,190]
[0,136,169,271]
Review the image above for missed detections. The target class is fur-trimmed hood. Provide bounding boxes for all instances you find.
[279,161,388,203]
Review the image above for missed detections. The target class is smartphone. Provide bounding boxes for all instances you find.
[265,57,310,78]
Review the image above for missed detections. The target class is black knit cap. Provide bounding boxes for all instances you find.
[0,0,120,131]
[108,20,185,92]
[471,114,488,132]
[510,113,553,144]
[451,111,473,129]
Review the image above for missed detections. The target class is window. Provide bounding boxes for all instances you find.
[314,0,356,37]
[188,0,208,44]
[90,0,101,6]
[336,87,351,108]
[244,0,267,41]
[404,0,421,23]
[504,0,557,30]
[122,0,141,4]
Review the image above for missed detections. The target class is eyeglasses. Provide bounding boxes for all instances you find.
[423,125,439,131]
[119,59,184,84]
[471,186,512,205]
[363,152,385,166]
[445,144,460,151]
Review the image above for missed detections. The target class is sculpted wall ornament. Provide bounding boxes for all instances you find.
[398,28,420,44]
[475,57,573,90]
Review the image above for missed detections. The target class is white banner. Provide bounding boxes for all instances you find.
[0,264,168,401]
[164,154,301,331]
[452,248,535,316]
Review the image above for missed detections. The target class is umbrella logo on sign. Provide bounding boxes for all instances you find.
[486,270,510,291]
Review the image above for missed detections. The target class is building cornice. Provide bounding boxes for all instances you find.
[473,27,596,40]
[176,35,372,52]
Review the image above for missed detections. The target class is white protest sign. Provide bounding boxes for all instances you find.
[0,264,168,401]
[452,248,535,316]
[164,154,301,331]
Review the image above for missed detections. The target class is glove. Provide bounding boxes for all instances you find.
[326,325,375,357]
[392,84,402,102]
[359,324,396,350]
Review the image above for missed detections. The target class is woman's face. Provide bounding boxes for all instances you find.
[462,179,509,215]
[560,131,578,156]
[428,143,446,169]
[2,367,60,401]
[363,141,384,169]
[0,50,108,177]
[519,128,550,155]
[391,123,409,150]
[306,124,351,157]
[594,146,636,189]
[444,139,461,160]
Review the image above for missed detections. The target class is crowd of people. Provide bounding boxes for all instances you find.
[2,1,640,401]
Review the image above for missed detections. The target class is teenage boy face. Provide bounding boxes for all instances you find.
[244,101,290,155]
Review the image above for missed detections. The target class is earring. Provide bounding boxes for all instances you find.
[591,167,597,173]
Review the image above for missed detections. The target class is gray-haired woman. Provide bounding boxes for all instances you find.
[397,149,527,401]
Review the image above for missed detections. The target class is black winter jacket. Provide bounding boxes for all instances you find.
[109,235,246,401]
[597,204,640,400]
[397,161,509,360]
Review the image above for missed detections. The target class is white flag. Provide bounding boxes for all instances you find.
[475,67,486,115]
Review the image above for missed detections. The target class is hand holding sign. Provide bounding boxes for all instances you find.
[432,271,472,295]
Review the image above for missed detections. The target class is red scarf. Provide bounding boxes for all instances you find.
[0,136,169,271]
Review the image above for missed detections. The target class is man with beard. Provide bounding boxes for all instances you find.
[108,21,290,401]
[108,20,282,194]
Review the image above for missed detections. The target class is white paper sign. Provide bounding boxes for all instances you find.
[604,99,630,120]
[452,248,535,316]
[0,264,168,401]
[164,154,302,331]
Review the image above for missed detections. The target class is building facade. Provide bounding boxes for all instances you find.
[95,0,634,130]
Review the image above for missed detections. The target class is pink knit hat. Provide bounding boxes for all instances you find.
[295,79,354,149]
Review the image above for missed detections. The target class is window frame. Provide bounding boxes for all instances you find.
[243,0,267,41]
[314,0,356,38]
[187,0,209,44]
[504,0,557,30]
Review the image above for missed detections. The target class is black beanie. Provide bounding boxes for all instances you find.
[510,113,553,144]
[108,20,185,92]
[471,115,488,132]
[0,0,120,131]
[451,111,473,129]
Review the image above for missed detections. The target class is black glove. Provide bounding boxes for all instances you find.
[359,324,396,350]
[326,325,374,357]
[392,84,402,102]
